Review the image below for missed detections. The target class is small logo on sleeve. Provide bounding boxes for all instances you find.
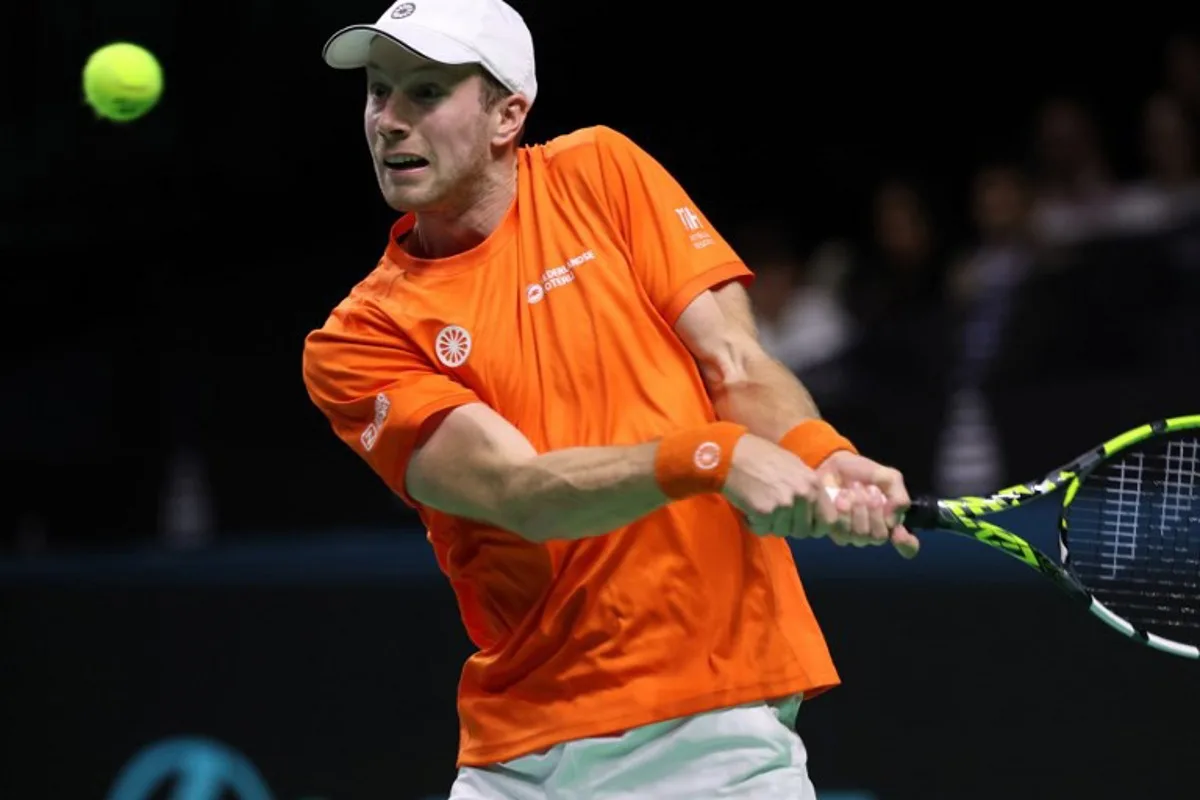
[674,206,713,249]
[674,206,702,230]
[360,392,391,452]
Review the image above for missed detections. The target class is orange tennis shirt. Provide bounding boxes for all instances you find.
[302,125,839,767]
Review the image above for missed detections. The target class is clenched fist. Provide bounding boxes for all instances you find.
[721,435,861,542]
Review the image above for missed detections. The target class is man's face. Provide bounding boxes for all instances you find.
[363,38,496,212]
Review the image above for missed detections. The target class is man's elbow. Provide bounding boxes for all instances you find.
[698,332,769,392]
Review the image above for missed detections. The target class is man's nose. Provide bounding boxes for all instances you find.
[375,98,413,140]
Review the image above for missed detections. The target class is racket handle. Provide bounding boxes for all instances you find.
[821,485,932,528]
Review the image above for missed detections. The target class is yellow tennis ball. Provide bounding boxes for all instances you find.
[82,42,163,122]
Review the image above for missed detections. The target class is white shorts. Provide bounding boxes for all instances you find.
[448,695,814,800]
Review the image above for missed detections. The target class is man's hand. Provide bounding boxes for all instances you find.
[720,434,846,540]
[815,451,921,559]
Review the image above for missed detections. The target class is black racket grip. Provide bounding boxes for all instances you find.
[901,497,942,530]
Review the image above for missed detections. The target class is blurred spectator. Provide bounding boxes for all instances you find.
[1028,97,1121,252]
[733,220,854,373]
[807,179,953,495]
[935,165,1035,495]
[1143,90,1199,201]
[1164,33,1200,123]
[846,177,948,328]
[1111,91,1200,235]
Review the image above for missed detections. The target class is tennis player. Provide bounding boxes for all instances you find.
[302,1,920,796]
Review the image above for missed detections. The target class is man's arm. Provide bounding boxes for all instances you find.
[674,280,821,440]
[676,281,920,555]
[406,403,673,543]
[407,400,838,544]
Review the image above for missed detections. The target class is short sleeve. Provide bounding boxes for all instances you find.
[590,126,753,326]
[302,299,481,508]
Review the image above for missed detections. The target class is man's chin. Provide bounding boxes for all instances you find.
[383,189,433,213]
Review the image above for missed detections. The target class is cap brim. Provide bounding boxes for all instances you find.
[322,24,481,69]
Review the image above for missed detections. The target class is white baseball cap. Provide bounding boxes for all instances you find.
[322,0,538,103]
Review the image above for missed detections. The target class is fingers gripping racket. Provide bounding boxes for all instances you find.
[872,415,1200,659]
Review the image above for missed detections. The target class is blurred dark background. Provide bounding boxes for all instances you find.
[4,2,1200,798]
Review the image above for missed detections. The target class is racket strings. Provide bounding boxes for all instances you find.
[1065,435,1200,642]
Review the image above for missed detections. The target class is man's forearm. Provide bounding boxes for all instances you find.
[706,351,821,441]
[408,404,730,544]
[503,442,670,543]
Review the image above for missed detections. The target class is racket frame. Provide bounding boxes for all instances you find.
[904,414,1200,660]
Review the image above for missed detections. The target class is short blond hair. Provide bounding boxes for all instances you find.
[477,67,525,144]
[478,68,511,109]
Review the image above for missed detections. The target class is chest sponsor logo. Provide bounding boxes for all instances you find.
[527,249,595,304]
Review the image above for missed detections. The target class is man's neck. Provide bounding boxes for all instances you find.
[408,160,517,260]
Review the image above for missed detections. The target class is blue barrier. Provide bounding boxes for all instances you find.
[0,503,1058,587]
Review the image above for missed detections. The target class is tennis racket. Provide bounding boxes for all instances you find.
[857,415,1200,659]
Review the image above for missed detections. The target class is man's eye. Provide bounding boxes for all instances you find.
[409,83,445,103]
[368,82,389,99]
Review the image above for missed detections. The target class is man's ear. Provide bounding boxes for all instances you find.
[493,93,531,147]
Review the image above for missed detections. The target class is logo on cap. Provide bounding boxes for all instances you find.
[390,2,415,18]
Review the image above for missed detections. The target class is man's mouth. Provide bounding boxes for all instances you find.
[383,154,430,171]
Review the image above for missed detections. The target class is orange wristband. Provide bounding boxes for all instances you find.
[779,418,857,468]
[654,421,747,499]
